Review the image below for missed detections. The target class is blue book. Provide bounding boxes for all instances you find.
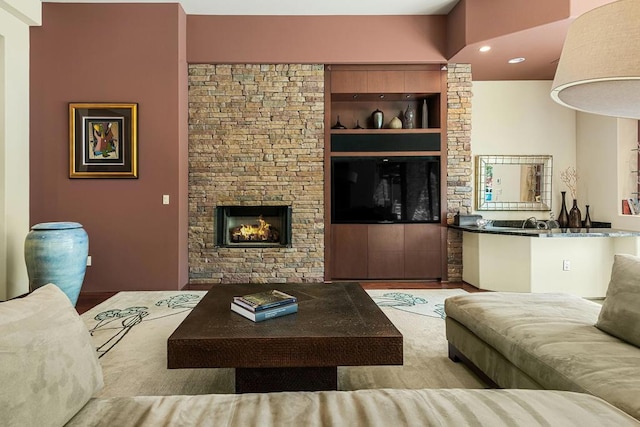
[230,301,298,322]
[233,289,297,312]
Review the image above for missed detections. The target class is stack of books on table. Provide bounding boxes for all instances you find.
[231,289,298,322]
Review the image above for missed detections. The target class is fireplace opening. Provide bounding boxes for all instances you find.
[215,206,292,248]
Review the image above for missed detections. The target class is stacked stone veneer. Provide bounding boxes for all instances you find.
[188,63,472,284]
[188,64,325,284]
[446,64,473,281]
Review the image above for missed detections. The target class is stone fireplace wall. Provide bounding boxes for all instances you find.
[188,63,471,284]
[446,64,473,282]
[188,64,325,284]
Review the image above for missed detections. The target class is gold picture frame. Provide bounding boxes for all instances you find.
[69,103,138,178]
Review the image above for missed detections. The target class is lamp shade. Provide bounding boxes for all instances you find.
[551,0,640,119]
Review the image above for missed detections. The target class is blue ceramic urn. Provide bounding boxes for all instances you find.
[24,222,89,306]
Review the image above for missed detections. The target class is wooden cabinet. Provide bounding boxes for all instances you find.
[367,71,405,93]
[328,65,443,132]
[331,71,368,94]
[404,224,442,279]
[325,64,447,282]
[330,68,441,94]
[331,225,368,279]
[331,224,442,280]
[368,225,404,278]
[404,71,441,93]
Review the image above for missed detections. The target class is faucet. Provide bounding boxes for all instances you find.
[523,216,556,230]
[546,220,560,229]
[522,217,538,229]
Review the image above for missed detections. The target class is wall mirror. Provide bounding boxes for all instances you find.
[476,155,552,211]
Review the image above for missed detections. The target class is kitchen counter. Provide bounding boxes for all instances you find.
[451,224,640,297]
[449,224,640,238]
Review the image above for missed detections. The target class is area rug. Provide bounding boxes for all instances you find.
[80,288,484,397]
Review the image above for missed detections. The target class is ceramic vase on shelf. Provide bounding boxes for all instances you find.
[403,104,415,129]
[331,115,346,130]
[389,117,402,129]
[584,205,592,228]
[372,109,384,129]
[558,191,570,228]
[421,99,429,129]
[568,199,582,230]
[24,222,89,306]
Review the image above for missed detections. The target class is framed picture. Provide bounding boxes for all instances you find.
[69,103,138,178]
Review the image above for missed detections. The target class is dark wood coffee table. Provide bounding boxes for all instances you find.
[167,282,403,393]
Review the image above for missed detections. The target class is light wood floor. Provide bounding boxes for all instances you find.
[75,281,482,315]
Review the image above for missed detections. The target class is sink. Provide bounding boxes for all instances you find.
[485,225,560,234]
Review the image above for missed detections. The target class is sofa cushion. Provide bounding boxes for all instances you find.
[445,292,640,420]
[597,253,640,347]
[66,388,640,427]
[0,284,103,427]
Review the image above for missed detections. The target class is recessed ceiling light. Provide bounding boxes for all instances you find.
[479,46,491,53]
[508,57,526,64]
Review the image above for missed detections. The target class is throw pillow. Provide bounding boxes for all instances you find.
[596,253,640,347]
[0,284,103,427]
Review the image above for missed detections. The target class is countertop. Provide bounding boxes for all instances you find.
[449,224,640,238]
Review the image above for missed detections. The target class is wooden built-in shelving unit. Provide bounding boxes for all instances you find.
[324,64,448,281]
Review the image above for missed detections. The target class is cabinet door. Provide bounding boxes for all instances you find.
[404,224,442,279]
[404,71,441,93]
[367,71,405,93]
[332,224,368,279]
[331,71,368,93]
[368,224,404,278]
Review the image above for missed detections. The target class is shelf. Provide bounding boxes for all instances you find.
[331,132,440,152]
[331,93,437,102]
[330,128,441,135]
[330,151,442,157]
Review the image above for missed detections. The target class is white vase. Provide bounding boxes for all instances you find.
[389,117,402,129]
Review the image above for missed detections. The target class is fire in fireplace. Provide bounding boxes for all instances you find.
[230,215,279,243]
[215,206,292,248]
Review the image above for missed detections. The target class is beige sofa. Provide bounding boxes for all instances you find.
[445,254,640,421]
[2,285,639,427]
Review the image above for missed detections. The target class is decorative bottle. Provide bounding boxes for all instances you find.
[372,109,384,129]
[558,191,569,228]
[403,104,415,129]
[568,199,582,230]
[583,205,592,228]
[331,115,346,129]
[421,99,429,129]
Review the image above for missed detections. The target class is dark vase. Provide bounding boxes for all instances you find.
[403,104,415,129]
[584,205,592,228]
[421,99,429,129]
[569,199,582,230]
[331,115,346,130]
[558,191,570,228]
[372,109,384,129]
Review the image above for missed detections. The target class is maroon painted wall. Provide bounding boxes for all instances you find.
[30,3,189,292]
[30,5,451,292]
[187,15,447,64]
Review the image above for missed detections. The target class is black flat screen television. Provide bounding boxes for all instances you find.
[331,156,440,223]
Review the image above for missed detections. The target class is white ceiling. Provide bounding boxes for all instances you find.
[41,0,461,15]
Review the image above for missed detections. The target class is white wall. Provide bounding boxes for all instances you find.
[472,81,640,230]
[0,0,41,299]
[577,111,640,231]
[471,81,577,220]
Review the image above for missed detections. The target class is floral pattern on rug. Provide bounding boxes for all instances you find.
[88,294,202,358]
[370,292,447,319]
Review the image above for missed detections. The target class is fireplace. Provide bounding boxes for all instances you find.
[215,206,292,248]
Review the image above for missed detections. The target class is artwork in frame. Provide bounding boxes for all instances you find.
[69,103,138,178]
